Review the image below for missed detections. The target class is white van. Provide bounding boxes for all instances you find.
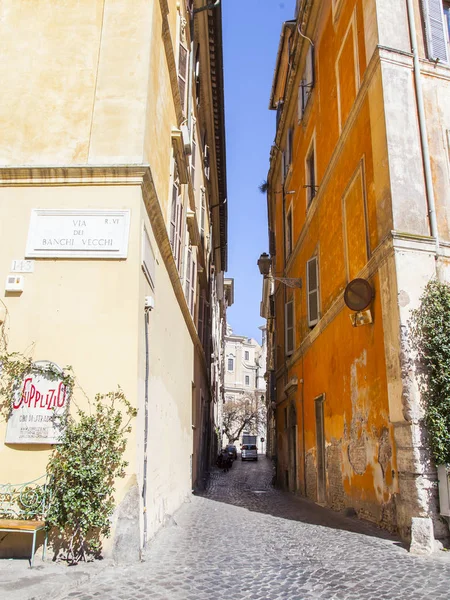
[241,444,258,461]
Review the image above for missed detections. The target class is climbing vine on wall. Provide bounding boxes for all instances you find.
[411,279,450,465]
[46,388,137,563]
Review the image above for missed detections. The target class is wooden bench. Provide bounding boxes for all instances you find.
[0,476,48,567]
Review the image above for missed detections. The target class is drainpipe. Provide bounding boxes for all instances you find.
[405,0,440,264]
[142,304,151,548]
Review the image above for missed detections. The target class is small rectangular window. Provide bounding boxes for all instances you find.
[191,138,197,188]
[445,2,450,52]
[245,375,250,386]
[421,0,449,62]
[306,142,316,207]
[307,256,320,327]
[200,190,206,240]
[286,207,293,258]
[185,246,192,302]
[298,45,315,121]
[198,293,204,342]
[190,259,196,315]
[283,128,294,181]
[203,144,210,180]
[285,299,295,355]
[228,358,234,371]
[170,183,183,272]
[245,351,249,360]
[178,42,189,112]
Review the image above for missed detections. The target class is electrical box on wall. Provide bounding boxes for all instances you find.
[5,274,24,292]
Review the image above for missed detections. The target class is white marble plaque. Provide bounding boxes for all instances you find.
[26,209,130,258]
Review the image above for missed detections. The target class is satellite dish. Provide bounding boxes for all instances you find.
[344,278,373,311]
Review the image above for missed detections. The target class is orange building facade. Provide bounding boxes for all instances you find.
[263,0,450,544]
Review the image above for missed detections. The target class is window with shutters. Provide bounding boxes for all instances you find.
[184,245,196,316]
[170,183,184,272]
[190,259,196,315]
[200,189,206,241]
[298,45,315,121]
[285,299,295,355]
[422,0,449,63]
[305,137,317,207]
[191,136,197,189]
[306,256,320,327]
[198,292,205,342]
[282,127,294,182]
[445,2,450,49]
[178,42,189,112]
[203,144,210,180]
[195,45,201,105]
[286,206,293,258]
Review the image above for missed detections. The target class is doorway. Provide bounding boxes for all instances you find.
[315,394,326,504]
[288,402,298,492]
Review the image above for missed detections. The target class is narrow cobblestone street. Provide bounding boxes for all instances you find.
[21,455,448,600]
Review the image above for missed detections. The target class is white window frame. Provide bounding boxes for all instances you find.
[245,375,250,386]
[244,350,249,361]
[200,188,206,240]
[191,121,197,189]
[306,256,320,328]
[170,182,184,272]
[444,1,450,57]
[228,357,234,371]
[203,144,210,180]
[178,41,189,113]
[422,0,450,63]
[184,245,196,316]
[285,299,295,356]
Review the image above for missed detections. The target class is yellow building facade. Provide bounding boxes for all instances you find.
[264,0,450,544]
[0,0,228,558]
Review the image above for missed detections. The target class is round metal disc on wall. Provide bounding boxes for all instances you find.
[344,278,373,311]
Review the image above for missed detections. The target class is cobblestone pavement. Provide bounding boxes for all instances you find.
[30,457,450,599]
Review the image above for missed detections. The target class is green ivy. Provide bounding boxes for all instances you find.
[411,279,450,465]
[46,388,137,563]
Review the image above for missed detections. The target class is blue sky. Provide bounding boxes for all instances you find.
[222,0,295,343]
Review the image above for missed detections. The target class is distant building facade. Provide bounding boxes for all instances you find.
[223,325,267,453]
[262,0,450,547]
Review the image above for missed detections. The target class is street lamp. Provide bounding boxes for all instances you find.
[257,252,302,289]
[257,252,271,276]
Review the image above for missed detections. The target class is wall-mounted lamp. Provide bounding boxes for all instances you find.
[257,253,302,289]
